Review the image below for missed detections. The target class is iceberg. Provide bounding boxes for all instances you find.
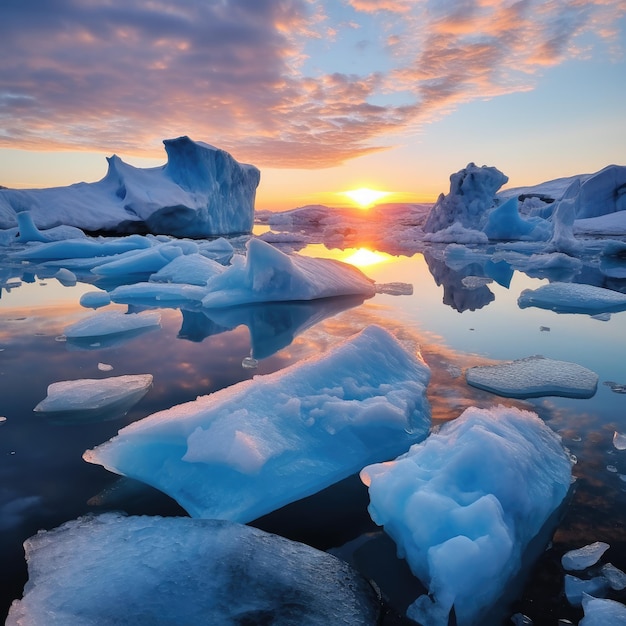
[201,237,376,307]
[360,405,573,626]
[7,513,380,626]
[84,325,431,522]
[465,355,598,399]
[0,137,260,237]
[423,163,509,233]
[518,282,626,314]
[34,375,153,423]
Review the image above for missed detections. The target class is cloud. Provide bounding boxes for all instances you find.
[0,0,623,169]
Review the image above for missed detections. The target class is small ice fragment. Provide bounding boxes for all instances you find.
[562,541,610,571]
[374,282,414,296]
[607,465,618,473]
[605,382,626,394]
[241,356,258,369]
[614,432,626,450]
[461,275,493,289]
[0,416,6,424]
[54,268,77,286]
[80,291,112,309]
[601,563,626,590]
[511,613,533,625]
[540,326,550,332]
[54,336,66,342]
[580,594,626,625]
[564,574,610,606]
[98,363,114,372]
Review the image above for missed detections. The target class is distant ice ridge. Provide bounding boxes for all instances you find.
[360,405,573,626]
[0,136,260,237]
[85,325,431,522]
[6,513,380,626]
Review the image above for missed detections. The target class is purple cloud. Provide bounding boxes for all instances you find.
[0,0,623,168]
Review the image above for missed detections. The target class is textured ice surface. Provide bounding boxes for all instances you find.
[361,405,573,626]
[34,375,153,423]
[64,311,161,339]
[465,355,598,399]
[6,513,380,626]
[85,325,431,522]
[201,237,376,307]
[562,541,610,571]
[149,252,225,285]
[601,563,626,590]
[424,163,508,233]
[564,574,610,606]
[580,594,626,625]
[0,137,260,237]
[518,282,626,314]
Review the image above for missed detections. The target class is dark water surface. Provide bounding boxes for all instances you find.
[1,244,625,624]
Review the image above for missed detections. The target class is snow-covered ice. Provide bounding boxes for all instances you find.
[85,325,431,522]
[562,541,610,571]
[34,375,153,423]
[6,513,380,626]
[518,282,626,314]
[201,237,376,307]
[465,355,598,399]
[360,405,573,626]
[0,137,260,237]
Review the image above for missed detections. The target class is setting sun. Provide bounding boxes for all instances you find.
[342,187,391,208]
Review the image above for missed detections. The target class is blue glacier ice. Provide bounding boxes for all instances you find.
[84,325,431,522]
[0,136,260,237]
[6,513,380,626]
[360,405,573,626]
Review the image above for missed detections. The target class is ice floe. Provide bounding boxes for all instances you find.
[34,375,153,423]
[84,325,431,522]
[360,405,573,626]
[465,355,598,399]
[6,513,380,626]
[518,282,626,314]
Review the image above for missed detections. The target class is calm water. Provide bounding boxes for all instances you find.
[1,238,625,624]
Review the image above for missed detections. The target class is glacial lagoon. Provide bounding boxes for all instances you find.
[1,237,626,624]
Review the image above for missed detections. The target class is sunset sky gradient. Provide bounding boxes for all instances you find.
[1,0,625,210]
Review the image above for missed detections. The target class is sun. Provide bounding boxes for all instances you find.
[342,187,391,208]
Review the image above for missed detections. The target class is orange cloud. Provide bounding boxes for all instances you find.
[0,0,623,170]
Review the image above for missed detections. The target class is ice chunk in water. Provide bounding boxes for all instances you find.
[85,325,431,522]
[580,594,626,625]
[564,574,610,606]
[34,375,153,423]
[465,355,598,399]
[64,311,161,339]
[201,237,376,307]
[518,282,626,314]
[7,513,380,626]
[361,405,573,626]
[562,541,610,571]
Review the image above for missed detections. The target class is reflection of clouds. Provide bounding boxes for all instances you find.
[0,491,41,531]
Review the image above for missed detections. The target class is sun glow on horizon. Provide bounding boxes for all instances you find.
[341,248,393,267]
[342,187,391,208]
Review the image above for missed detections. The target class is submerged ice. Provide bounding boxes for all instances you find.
[6,513,380,626]
[360,405,573,626]
[85,325,431,522]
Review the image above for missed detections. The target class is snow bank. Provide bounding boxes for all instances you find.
[0,136,260,237]
[85,325,431,522]
[361,405,573,626]
[7,513,380,626]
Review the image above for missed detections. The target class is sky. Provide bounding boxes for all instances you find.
[1,0,625,211]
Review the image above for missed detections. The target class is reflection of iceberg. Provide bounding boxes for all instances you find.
[64,311,161,350]
[85,326,431,523]
[7,513,380,626]
[199,295,367,359]
[34,375,153,424]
